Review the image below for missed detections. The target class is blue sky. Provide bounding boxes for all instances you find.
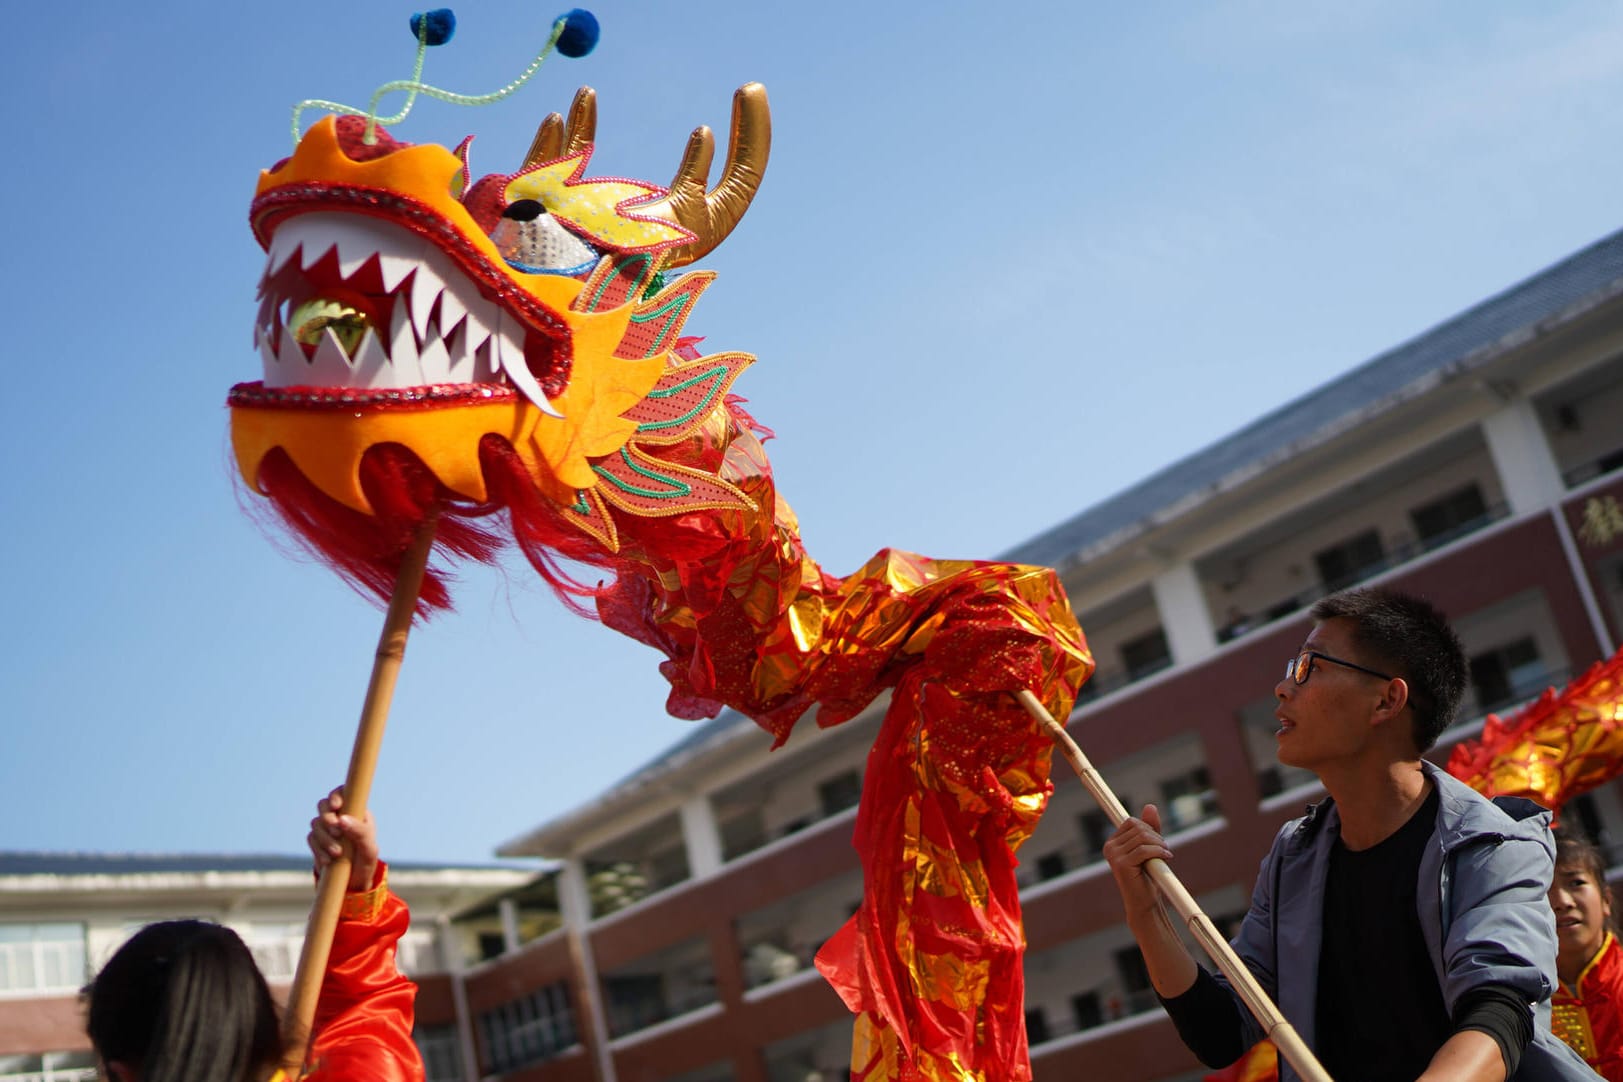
[4,2,1622,864]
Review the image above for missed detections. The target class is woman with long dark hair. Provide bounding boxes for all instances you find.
[85,788,423,1082]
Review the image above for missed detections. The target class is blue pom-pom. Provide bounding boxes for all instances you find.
[410,9,456,47]
[554,9,599,58]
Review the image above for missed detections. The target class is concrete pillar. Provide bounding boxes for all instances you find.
[1151,561,1218,665]
[437,914,482,1082]
[680,794,724,879]
[1482,398,1565,515]
[560,859,617,1082]
[498,897,522,953]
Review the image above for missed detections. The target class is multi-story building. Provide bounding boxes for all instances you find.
[0,853,532,1082]
[423,226,1623,1082]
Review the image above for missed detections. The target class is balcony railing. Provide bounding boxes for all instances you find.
[1562,446,1623,488]
[1027,985,1162,1048]
[1215,502,1512,645]
[1073,655,1174,706]
[604,965,717,1037]
[1471,666,1572,721]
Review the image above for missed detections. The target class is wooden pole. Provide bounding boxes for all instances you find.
[281,515,439,1073]
[1016,689,1333,1082]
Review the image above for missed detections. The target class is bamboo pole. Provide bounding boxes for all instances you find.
[281,515,439,1073]
[1016,689,1333,1082]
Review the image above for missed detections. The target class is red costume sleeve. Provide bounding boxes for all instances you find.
[303,864,426,1082]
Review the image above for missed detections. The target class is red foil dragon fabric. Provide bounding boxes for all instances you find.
[229,87,1093,1080]
[1447,646,1623,814]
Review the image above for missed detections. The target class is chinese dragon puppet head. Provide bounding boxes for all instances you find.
[229,12,1093,1080]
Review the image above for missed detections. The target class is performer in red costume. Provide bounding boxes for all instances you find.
[85,787,423,1082]
[1550,825,1623,1081]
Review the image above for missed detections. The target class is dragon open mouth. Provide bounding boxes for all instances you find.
[248,212,560,415]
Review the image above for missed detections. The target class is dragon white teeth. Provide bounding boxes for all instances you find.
[463,302,494,359]
[335,237,375,279]
[389,297,417,364]
[495,311,565,419]
[473,337,497,381]
[417,324,451,384]
[439,321,466,380]
[350,329,394,388]
[437,288,467,338]
[257,327,278,372]
[270,327,307,387]
[330,216,418,279]
[377,252,417,292]
[309,327,355,385]
[299,238,337,273]
[257,212,528,395]
[409,268,440,343]
[267,236,302,277]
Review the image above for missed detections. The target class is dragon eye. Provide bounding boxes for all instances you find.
[490,209,600,277]
[503,199,546,222]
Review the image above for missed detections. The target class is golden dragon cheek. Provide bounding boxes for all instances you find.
[527,306,664,491]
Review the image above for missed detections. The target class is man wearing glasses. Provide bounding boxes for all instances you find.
[1104,587,1594,1081]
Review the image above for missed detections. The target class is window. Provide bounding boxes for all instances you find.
[603,973,666,1036]
[1160,767,1217,831]
[1411,484,1488,549]
[817,770,862,817]
[1120,629,1171,680]
[477,982,577,1073]
[720,809,768,860]
[0,923,87,995]
[1025,1006,1051,1046]
[0,1052,97,1081]
[476,932,506,961]
[1071,991,1102,1031]
[1035,853,1067,882]
[1113,944,1156,1014]
[414,1023,463,1082]
[1469,638,1546,714]
[1314,530,1385,592]
[1080,803,1129,862]
[587,860,653,916]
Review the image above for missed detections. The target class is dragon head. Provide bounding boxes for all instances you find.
[229,85,771,586]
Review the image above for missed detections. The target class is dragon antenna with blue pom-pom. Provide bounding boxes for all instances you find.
[290,8,600,146]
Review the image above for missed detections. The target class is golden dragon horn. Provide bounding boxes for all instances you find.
[524,85,598,166]
[644,82,771,269]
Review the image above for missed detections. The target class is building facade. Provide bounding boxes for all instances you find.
[0,854,532,1082]
[436,228,1623,1082]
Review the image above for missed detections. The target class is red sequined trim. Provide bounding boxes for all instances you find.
[227,380,516,411]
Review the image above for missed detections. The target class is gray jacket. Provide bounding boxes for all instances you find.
[1218,762,1597,1081]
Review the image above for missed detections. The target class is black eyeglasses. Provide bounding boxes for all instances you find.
[1285,650,1393,686]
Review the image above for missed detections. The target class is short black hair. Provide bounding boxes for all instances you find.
[1309,587,1466,753]
[85,920,281,1082]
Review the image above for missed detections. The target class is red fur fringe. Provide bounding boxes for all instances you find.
[250,440,619,617]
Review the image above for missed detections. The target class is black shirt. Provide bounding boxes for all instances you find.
[1316,785,1451,1080]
